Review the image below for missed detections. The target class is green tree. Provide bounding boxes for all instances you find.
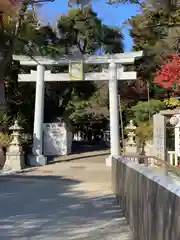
[5,7,124,133]
[127,3,180,100]
[57,7,123,54]
[101,26,124,53]
[129,99,166,146]
[55,8,123,128]
[130,99,166,124]
[0,0,58,111]
[65,83,109,126]
[69,0,140,5]
[58,8,101,54]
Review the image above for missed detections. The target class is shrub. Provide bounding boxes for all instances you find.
[0,132,11,150]
[136,121,153,143]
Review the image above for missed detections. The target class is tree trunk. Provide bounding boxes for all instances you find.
[0,2,28,111]
[0,74,6,168]
[0,75,7,113]
[59,87,73,116]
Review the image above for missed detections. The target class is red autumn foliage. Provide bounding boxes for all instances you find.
[154,54,180,91]
[0,0,20,12]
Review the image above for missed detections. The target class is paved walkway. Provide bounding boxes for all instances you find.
[0,150,133,240]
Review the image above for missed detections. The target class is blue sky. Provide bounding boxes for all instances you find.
[39,0,140,51]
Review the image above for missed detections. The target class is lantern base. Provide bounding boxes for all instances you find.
[4,152,25,171]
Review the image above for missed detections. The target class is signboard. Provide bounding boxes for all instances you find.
[153,114,166,160]
[43,123,67,156]
[69,60,84,81]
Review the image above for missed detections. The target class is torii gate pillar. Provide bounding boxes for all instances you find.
[31,65,47,166]
[106,62,120,167]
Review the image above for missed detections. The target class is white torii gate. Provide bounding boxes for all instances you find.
[13,51,142,166]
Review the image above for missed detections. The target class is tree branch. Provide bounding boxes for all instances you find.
[0,0,56,73]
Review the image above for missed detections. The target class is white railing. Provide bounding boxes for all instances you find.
[122,151,179,166]
[168,151,178,166]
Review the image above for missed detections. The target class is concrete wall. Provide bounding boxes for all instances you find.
[112,157,180,240]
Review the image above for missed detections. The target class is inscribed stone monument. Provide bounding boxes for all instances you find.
[43,122,72,156]
[153,114,166,160]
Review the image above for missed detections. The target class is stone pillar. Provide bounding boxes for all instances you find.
[153,113,166,161]
[30,64,47,166]
[125,120,138,155]
[106,61,120,167]
[169,114,180,165]
[4,120,25,171]
[173,114,180,158]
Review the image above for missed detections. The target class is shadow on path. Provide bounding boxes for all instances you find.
[48,152,108,165]
[0,174,132,240]
[71,141,109,154]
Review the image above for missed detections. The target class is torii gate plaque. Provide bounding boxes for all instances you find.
[13,51,142,167]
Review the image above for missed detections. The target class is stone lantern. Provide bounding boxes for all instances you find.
[125,120,138,155]
[4,120,25,171]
